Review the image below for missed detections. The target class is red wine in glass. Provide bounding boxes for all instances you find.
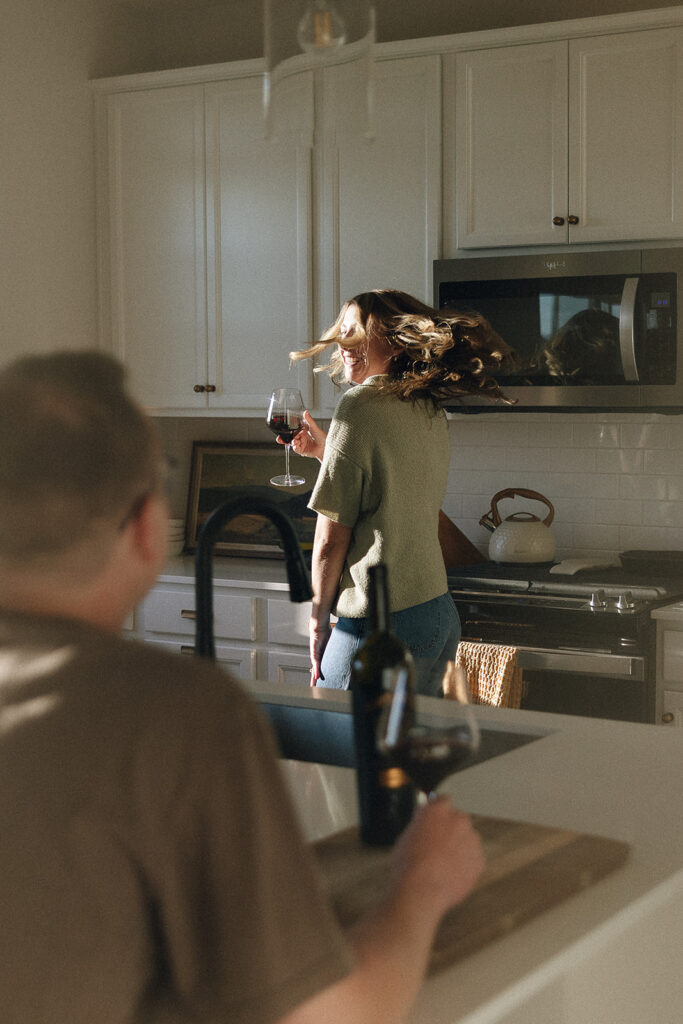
[378,662,480,800]
[266,413,302,446]
[389,725,477,799]
[266,388,306,487]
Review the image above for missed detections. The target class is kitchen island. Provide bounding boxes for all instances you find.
[243,680,683,1024]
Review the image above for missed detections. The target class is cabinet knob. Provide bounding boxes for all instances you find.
[568,215,579,225]
[205,384,216,393]
[552,216,565,226]
[662,712,675,724]
[193,384,206,393]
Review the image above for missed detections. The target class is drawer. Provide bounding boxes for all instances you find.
[144,638,258,679]
[140,586,255,642]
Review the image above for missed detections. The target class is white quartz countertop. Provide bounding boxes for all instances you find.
[244,681,683,1024]
[158,554,292,590]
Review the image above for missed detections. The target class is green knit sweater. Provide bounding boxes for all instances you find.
[309,376,449,617]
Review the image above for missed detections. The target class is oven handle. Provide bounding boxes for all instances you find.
[514,645,645,680]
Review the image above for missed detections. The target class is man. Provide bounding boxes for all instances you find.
[0,351,483,1024]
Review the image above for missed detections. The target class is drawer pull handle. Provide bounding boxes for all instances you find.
[180,609,196,621]
[180,645,195,656]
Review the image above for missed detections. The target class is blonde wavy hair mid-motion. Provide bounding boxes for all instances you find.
[290,289,516,405]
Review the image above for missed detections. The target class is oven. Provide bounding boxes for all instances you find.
[447,562,683,723]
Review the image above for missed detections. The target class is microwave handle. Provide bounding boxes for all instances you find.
[619,276,640,382]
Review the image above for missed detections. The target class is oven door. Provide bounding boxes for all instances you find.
[515,646,650,723]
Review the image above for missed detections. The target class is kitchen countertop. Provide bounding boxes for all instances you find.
[157,554,292,590]
[243,681,683,1024]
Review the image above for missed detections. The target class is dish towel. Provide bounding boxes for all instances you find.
[452,641,524,709]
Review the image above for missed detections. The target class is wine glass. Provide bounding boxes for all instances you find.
[266,388,306,487]
[379,663,480,801]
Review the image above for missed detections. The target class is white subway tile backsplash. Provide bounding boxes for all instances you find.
[595,448,643,474]
[619,421,670,449]
[667,476,683,500]
[620,525,669,550]
[620,475,668,500]
[572,422,619,448]
[644,449,683,475]
[594,499,642,525]
[643,501,683,528]
[444,411,683,560]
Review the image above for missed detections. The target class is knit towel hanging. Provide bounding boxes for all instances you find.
[451,641,524,709]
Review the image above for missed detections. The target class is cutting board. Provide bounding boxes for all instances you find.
[313,814,630,974]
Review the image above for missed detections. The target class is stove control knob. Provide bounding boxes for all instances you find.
[616,591,636,612]
[589,589,607,610]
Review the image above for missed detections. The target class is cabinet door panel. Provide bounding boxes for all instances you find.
[266,651,312,686]
[206,74,314,412]
[452,42,568,249]
[569,28,683,243]
[267,599,311,648]
[105,86,208,408]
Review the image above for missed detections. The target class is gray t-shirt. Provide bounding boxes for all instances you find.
[0,609,352,1024]
[309,377,449,617]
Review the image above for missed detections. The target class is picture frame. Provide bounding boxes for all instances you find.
[185,441,319,558]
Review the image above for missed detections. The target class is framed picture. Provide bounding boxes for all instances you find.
[185,442,319,558]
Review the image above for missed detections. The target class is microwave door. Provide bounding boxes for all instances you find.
[619,276,640,382]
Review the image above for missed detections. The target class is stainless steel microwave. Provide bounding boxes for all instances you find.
[433,247,683,413]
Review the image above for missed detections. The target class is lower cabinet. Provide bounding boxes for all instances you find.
[653,604,683,725]
[136,575,313,686]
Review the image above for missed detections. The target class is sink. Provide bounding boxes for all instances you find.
[262,700,544,770]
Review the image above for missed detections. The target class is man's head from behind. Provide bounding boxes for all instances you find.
[0,351,164,586]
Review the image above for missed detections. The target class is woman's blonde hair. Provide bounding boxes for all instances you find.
[290,289,515,404]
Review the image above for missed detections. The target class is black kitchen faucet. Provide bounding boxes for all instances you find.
[194,492,313,661]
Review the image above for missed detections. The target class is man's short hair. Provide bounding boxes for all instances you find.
[0,351,162,570]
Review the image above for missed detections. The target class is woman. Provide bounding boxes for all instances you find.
[288,289,511,696]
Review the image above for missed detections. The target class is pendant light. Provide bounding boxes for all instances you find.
[264,0,375,140]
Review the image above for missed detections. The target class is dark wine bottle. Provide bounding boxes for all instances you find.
[350,563,417,846]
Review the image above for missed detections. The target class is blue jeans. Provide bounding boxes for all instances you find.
[317,593,461,697]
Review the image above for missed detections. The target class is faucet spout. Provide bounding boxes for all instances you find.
[194,493,313,661]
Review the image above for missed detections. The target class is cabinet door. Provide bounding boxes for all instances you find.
[266,650,312,686]
[317,55,441,411]
[205,73,314,412]
[568,28,683,243]
[451,42,568,250]
[103,86,208,409]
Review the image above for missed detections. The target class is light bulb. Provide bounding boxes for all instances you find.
[297,0,347,54]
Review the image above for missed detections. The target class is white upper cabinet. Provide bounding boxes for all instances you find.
[568,28,683,244]
[102,85,209,409]
[315,54,441,412]
[449,26,683,250]
[318,54,441,306]
[97,71,314,414]
[204,74,314,411]
[450,41,568,250]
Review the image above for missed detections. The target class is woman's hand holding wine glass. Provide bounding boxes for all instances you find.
[266,388,306,487]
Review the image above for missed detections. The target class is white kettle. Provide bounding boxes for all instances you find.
[479,489,557,564]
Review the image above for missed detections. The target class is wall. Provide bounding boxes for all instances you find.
[0,0,148,363]
[155,403,683,563]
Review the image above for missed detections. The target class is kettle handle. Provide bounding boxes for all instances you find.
[486,488,555,527]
